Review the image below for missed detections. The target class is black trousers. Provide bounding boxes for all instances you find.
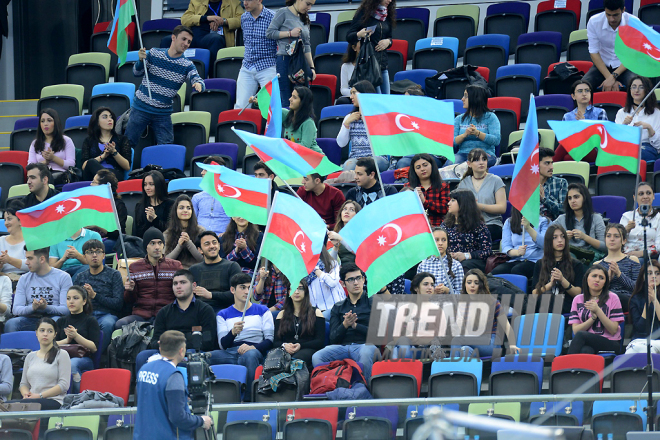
[568,331,622,355]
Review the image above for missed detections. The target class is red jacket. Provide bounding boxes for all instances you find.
[124,257,182,319]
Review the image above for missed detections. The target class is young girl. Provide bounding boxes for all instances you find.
[493,208,549,278]
[404,154,450,227]
[305,248,345,321]
[282,87,321,152]
[554,182,606,257]
[340,34,360,100]
[411,272,435,295]
[615,75,660,162]
[164,195,205,269]
[0,200,28,279]
[568,265,625,355]
[593,223,640,312]
[56,286,100,394]
[453,86,501,166]
[627,261,660,353]
[254,262,291,312]
[417,227,464,294]
[134,170,174,238]
[620,182,660,257]
[219,217,263,275]
[81,106,131,181]
[28,108,76,174]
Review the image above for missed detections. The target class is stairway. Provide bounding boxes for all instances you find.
[0,99,38,150]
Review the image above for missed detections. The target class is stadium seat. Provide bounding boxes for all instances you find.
[186,48,211,80]
[171,111,211,169]
[394,8,430,60]
[610,353,660,394]
[596,161,646,211]
[210,364,247,403]
[168,177,202,197]
[319,104,353,139]
[242,154,261,176]
[550,354,605,394]
[45,417,98,440]
[0,331,39,351]
[529,401,583,426]
[413,37,458,72]
[370,360,423,398]
[0,151,29,179]
[141,144,186,171]
[0,163,25,209]
[314,42,348,98]
[535,0,581,51]
[434,5,479,58]
[191,142,239,173]
[317,138,342,166]
[512,313,565,358]
[442,99,465,115]
[464,34,510,87]
[484,1,531,55]
[592,195,628,223]
[216,108,263,167]
[141,18,180,49]
[640,0,660,26]
[508,129,555,152]
[543,61,593,95]
[442,66,490,100]
[553,161,591,187]
[214,46,245,81]
[66,52,112,109]
[310,13,331,56]
[310,74,336,123]
[490,163,514,178]
[393,69,437,91]
[592,400,646,438]
[115,51,143,90]
[343,406,398,440]
[224,410,277,440]
[587,0,633,21]
[89,82,135,116]
[489,97,521,154]
[403,405,459,440]
[62,181,92,192]
[495,64,542,118]
[515,32,562,79]
[428,358,482,397]
[334,10,356,43]
[493,273,527,293]
[468,402,521,422]
[0,429,32,440]
[534,94,574,130]
[10,117,39,153]
[79,369,131,406]
[490,354,543,395]
[386,39,408,83]
[39,84,84,122]
[284,407,338,440]
[593,91,627,121]
[568,29,590,61]
[90,21,136,74]
[190,79,236,131]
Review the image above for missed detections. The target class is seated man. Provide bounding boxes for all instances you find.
[49,228,102,277]
[214,273,273,401]
[118,227,183,329]
[311,263,378,380]
[346,157,397,207]
[73,239,124,353]
[192,156,231,235]
[296,173,345,229]
[23,163,56,209]
[254,161,279,202]
[6,247,71,332]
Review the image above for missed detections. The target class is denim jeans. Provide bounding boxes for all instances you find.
[5,315,61,333]
[375,70,390,95]
[210,347,264,401]
[450,333,497,358]
[343,156,390,172]
[71,356,95,394]
[276,55,292,108]
[311,344,378,380]
[93,311,118,354]
[63,264,88,278]
[160,31,225,66]
[124,107,174,149]
[235,66,278,110]
[641,142,660,162]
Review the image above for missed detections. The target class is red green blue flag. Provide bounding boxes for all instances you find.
[233,128,341,180]
[615,16,660,78]
[260,192,328,289]
[358,94,455,161]
[548,120,641,174]
[107,0,136,67]
[256,77,282,138]
[339,191,439,296]
[17,185,118,251]
[509,95,540,227]
[198,163,271,225]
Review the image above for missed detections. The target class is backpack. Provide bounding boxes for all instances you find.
[108,321,153,381]
[541,62,584,95]
[288,39,311,86]
[310,358,366,394]
[349,35,382,88]
[486,274,528,313]
[425,65,490,100]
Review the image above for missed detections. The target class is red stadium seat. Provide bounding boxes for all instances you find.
[217,109,263,134]
[286,407,339,440]
[0,151,29,179]
[550,354,605,392]
[389,39,409,66]
[547,61,594,77]
[593,91,627,108]
[370,360,423,397]
[117,179,143,193]
[488,97,521,127]
[80,368,131,406]
[476,66,490,83]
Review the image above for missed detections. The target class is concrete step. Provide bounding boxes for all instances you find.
[0,99,38,150]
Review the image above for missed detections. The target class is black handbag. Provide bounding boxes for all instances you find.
[262,347,291,378]
[288,39,311,86]
[350,35,382,88]
[52,166,82,185]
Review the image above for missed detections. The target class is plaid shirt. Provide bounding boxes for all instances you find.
[254,270,287,310]
[227,232,256,275]
[541,175,568,221]
[242,8,277,71]
[419,183,450,227]
[417,255,464,294]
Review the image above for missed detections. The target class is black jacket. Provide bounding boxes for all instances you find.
[347,9,393,71]
[150,297,218,351]
[329,292,372,345]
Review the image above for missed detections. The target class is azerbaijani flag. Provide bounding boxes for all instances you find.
[198,163,271,225]
[107,0,136,67]
[339,191,439,296]
[358,94,455,161]
[260,193,328,290]
[17,185,118,251]
[233,129,341,180]
[615,16,660,78]
[509,95,540,227]
[548,120,641,174]
[257,78,282,138]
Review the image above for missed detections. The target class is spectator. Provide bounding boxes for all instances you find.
[56,286,100,394]
[626,261,660,352]
[347,0,395,94]
[234,0,277,110]
[89,169,127,253]
[338,80,389,172]
[616,75,660,162]
[452,86,500,167]
[28,109,75,183]
[49,228,103,277]
[532,224,585,314]
[190,231,243,313]
[6,247,71,333]
[594,223,640,312]
[192,156,231,235]
[118,227,183,328]
[568,265,625,354]
[584,0,634,92]
[164,195,205,269]
[404,153,450,226]
[621,182,660,257]
[23,163,56,209]
[345,157,396,207]
[134,170,175,238]
[339,34,360,101]
[311,263,378,379]
[265,0,316,106]
[81,107,131,182]
[254,262,290,312]
[417,227,464,294]
[124,25,205,148]
[411,272,435,295]
[297,173,345,228]
[73,239,124,353]
[0,275,11,328]
[281,86,321,152]
[219,217,263,275]
[492,208,549,278]
[305,248,345,320]
[554,183,606,257]
[539,147,568,221]
[253,160,280,202]
[274,279,325,370]
[441,189,492,272]
[215,272,274,401]
[0,353,12,402]
[0,200,28,280]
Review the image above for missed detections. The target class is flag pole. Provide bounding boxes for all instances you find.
[130,0,153,100]
[356,93,388,199]
[106,183,131,280]
[239,74,280,116]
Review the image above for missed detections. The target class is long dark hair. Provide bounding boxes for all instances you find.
[165,195,201,255]
[509,207,542,235]
[277,279,316,338]
[87,106,117,141]
[535,224,575,293]
[34,108,65,154]
[334,200,361,232]
[432,227,455,279]
[286,86,315,131]
[264,261,291,294]
[95,169,120,198]
[286,0,311,25]
[570,79,593,107]
[411,272,435,294]
[350,80,376,113]
[36,317,59,364]
[583,265,611,307]
[630,260,660,310]
[634,182,660,218]
[221,218,260,254]
[357,0,396,25]
[443,189,483,232]
[342,39,359,64]
[461,85,490,122]
[461,148,490,180]
[565,183,594,238]
[461,269,490,295]
[624,75,657,115]
[140,170,168,206]
[68,285,93,315]
[408,153,443,190]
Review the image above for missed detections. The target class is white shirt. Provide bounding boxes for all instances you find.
[621,210,660,254]
[340,63,355,97]
[615,107,660,151]
[587,11,633,68]
[308,261,346,311]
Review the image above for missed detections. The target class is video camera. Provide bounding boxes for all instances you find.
[187,332,215,414]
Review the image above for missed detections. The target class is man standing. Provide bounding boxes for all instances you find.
[345,157,397,207]
[134,330,213,440]
[297,173,345,229]
[49,228,103,277]
[539,147,568,221]
[192,156,231,235]
[234,0,277,109]
[124,25,206,148]
[23,163,56,208]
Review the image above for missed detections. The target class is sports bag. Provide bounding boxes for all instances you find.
[425,65,489,99]
[310,358,366,394]
[349,35,382,88]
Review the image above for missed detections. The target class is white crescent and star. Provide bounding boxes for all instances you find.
[217,183,242,199]
[530,147,540,174]
[55,198,82,215]
[293,231,307,253]
[598,125,608,149]
[376,223,403,247]
[643,42,660,61]
[395,114,420,132]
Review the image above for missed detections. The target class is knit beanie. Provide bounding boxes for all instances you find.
[143,227,165,253]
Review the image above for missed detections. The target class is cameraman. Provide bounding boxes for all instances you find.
[134,330,213,439]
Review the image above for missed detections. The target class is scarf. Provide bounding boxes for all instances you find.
[373,5,388,21]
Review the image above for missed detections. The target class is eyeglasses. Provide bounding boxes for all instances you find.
[84,250,104,256]
[574,89,591,94]
[345,275,363,284]
[295,286,305,291]
[631,85,645,91]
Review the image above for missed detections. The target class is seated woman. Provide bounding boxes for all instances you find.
[594,223,640,312]
[417,227,464,294]
[0,353,12,402]
[254,263,290,312]
[533,224,585,314]
[492,208,549,278]
[554,183,606,259]
[28,109,75,183]
[337,80,389,172]
[81,107,131,182]
[90,169,127,253]
[9,318,70,410]
[404,154,450,227]
[627,261,660,353]
[219,217,263,275]
[339,34,360,103]
[457,148,507,241]
[56,286,100,394]
[164,195,205,269]
[305,248,344,321]
[452,85,501,167]
[554,79,607,163]
[621,182,660,257]
[615,75,660,162]
[568,265,625,355]
[441,189,493,272]
[0,200,28,281]
[274,279,325,370]
[134,170,175,238]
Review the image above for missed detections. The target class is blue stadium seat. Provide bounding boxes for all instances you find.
[534,94,574,130]
[90,82,135,116]
[429,358,483,397]
[512,313,565,357]
[186,48,211,79]
[489,354,543,394]
[493,273,527,293]
[10,117,39,152]
[413,37,459,72]
[210,364,247,402]
[0,331,39,351]
[592,195,627,223]
[394,8,430,60]
[442,99,465,115]
[393,69,437,90]
[191,142,239,173]
[316,138,341,166]
[64,115,93,130]
[515,31,562,78]
[225,409,278,440]
[489,164,515,177]
[465,34,510,86]
[344,406,398,440]
[495,64,542,118]
[592,400,646,437]
[314,42,348,57]
[141,144,186,171]
[167,177,202,195]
